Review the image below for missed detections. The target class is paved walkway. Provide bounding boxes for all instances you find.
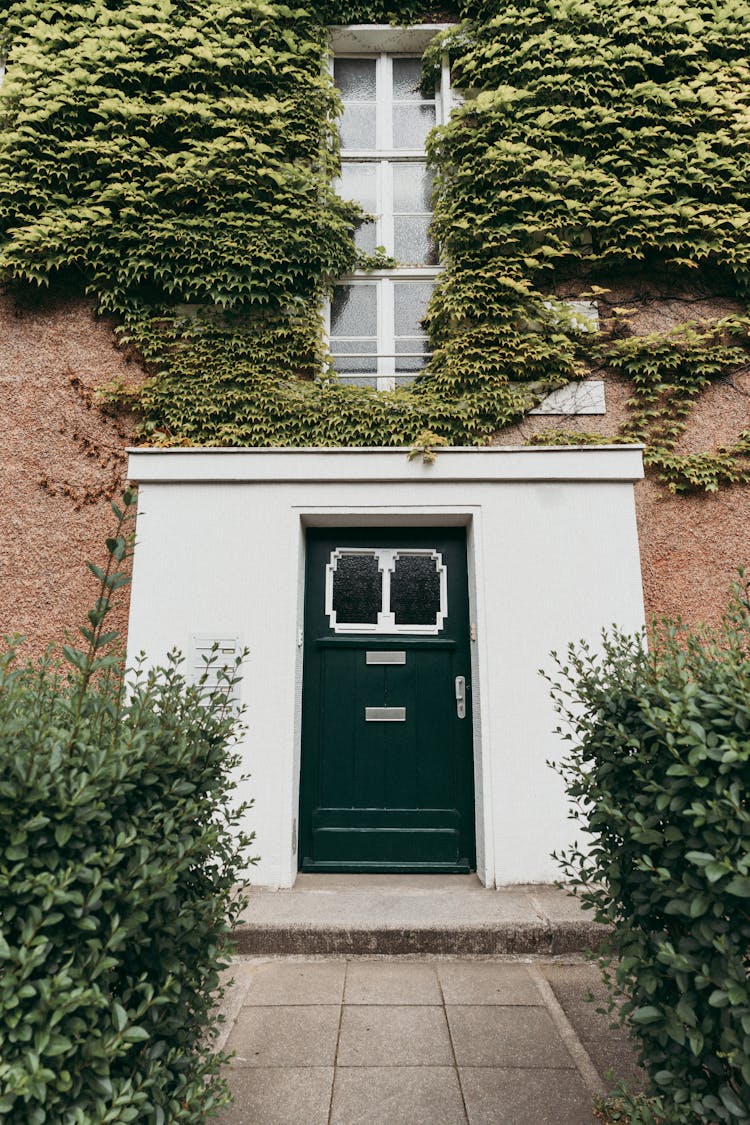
[214,958,642,1125]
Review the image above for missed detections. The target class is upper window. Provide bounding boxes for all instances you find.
[328,44,449,391]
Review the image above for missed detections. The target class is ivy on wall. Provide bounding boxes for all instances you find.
[1,0,750,489]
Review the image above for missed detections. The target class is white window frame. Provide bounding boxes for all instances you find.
[327,30,451,391]
[325,547,448,634]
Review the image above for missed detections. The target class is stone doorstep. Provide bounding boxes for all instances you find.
[231,877,609,956]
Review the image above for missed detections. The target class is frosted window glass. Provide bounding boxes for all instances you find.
[332,553,382,624]
[335,58,376,100]
[390,554,441,626]
[393,164,433,212]
[396,338,429,372]
[339,104,376,149]
[339,375,379,389]
[330,339,377,375]
[394,281,433,337]
[392,58,425,101]
[331,284,377,337]
[353,223,377,254]
[394,215,436,265]
[393,104,436,149]
[341,163,378,212]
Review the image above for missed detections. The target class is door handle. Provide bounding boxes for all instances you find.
[455,676,466,719]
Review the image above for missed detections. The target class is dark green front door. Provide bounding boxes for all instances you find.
[299,528,476,873]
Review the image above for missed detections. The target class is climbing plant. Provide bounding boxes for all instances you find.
[1,0,750,489]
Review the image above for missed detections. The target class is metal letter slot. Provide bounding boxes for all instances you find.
[365,707,406,722]
[366,651,406,665]
[455,676,466,719]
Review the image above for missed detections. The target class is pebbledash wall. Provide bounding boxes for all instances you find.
[126,444,645,887]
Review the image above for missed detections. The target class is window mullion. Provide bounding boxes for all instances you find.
[381,159,394,258]
[377,53,390,151]
[379,277,396,391]
[440,51,451,125]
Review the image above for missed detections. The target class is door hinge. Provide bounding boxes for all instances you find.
[470,623,477,642]
[292,818,297,854]
[297,628,304,648]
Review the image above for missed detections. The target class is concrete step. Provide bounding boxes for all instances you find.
[233,875,608,956]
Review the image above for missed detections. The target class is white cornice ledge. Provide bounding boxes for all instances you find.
[328,25,452,54]
[127,445,645,485]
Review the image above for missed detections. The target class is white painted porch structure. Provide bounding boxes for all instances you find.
[126,445,645,888]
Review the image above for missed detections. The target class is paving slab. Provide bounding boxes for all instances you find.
[438,961,541,1006]
[337,1004,454,1066]
[330,1067,466,1125]
[344,960,442,1005]
[240,960,346,1005]
[459,1067,598,1125]
[226,1005,340,1067]
[446,1005,577,1069]
[234,876,610,955]
[217,1068,334,1125]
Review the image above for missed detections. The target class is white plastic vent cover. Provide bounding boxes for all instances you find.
[188,634,242,706]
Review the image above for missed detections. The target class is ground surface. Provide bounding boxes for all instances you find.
[214,957,643,1125]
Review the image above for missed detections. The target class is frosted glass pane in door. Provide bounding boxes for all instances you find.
[390,554,442,626]
[332,553,382,624]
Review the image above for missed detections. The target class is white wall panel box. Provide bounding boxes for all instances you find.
[529,379,606,415]
[127,445,646,889]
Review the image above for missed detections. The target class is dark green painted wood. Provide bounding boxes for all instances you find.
[299,527,476,874]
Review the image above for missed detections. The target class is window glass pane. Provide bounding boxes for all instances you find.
[339,375,379,389]
[390,554,441,626]
[335,58,376,100]
[339,104,376,149]
[393,104,436,149]
[341,162,378,212]
[332,553,382,624]
[395,338,429,373]
[331,284,377,337]
[394,215,437,265]
[330,339,377,375]
[393,164,433,212]
[340,163,378,254]
[392,58,426,101]
[353,223,377,255]
[394,281,433,337]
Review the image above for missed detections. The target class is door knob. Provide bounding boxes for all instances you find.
[455,676,466,719]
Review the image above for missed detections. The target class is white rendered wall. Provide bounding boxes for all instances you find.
[126,447,645,887]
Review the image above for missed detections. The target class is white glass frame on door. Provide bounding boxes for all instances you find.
[325,546,448,634]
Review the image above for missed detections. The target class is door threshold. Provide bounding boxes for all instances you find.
[294,872,481,889]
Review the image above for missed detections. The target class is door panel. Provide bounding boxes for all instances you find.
[299,528,475,873]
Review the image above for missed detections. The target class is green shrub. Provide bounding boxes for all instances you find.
[550,581,750,1124]
[0,494,254,1123]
